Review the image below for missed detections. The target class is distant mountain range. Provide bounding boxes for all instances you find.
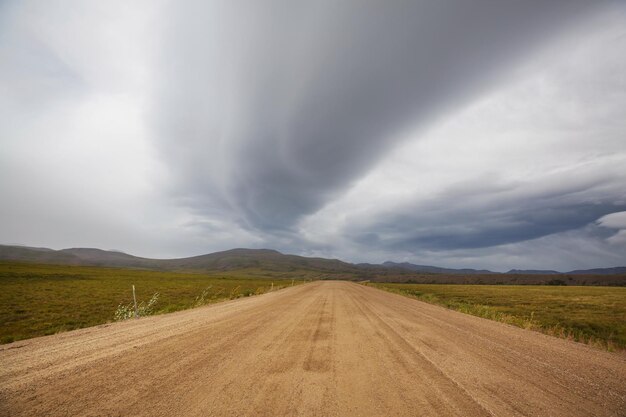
[506,269,561,275]
[382,262,496,275]
[385,262,626,276]
[1,245,625,285]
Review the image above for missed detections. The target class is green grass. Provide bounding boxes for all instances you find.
[0,262,305,344]
[370,283,626,351]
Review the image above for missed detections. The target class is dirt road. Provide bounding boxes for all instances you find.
[1,281,625,416]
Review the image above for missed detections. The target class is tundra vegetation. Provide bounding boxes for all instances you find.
[370,282,626,351]
[0,262,303,343]
[2,261,624,351]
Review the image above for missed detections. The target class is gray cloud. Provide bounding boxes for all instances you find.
[154,0,598,230]
[360,170,626,251]
[303,163,607,256]
[369,201,626,252]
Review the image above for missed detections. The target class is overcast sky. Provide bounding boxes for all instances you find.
[1,0,625,271]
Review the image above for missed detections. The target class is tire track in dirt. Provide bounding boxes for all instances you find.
[348,284,625,416]
[345,289,494,417]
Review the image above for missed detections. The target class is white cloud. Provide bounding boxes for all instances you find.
[597,211,626,246]
[597,211,626,229]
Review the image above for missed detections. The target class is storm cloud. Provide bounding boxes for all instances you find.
[154,0,598,229]
[1,0,625,270]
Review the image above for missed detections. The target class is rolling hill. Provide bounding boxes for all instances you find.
[1,244,625,285]
[0,245,361,274]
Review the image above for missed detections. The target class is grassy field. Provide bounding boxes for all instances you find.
[0,262,305,344]
[370,283,626,351]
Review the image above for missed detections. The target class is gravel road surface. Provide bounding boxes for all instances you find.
[1,281,624,416]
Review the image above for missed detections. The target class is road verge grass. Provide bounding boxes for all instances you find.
[0,262,304,343]
[368,283,626,351]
